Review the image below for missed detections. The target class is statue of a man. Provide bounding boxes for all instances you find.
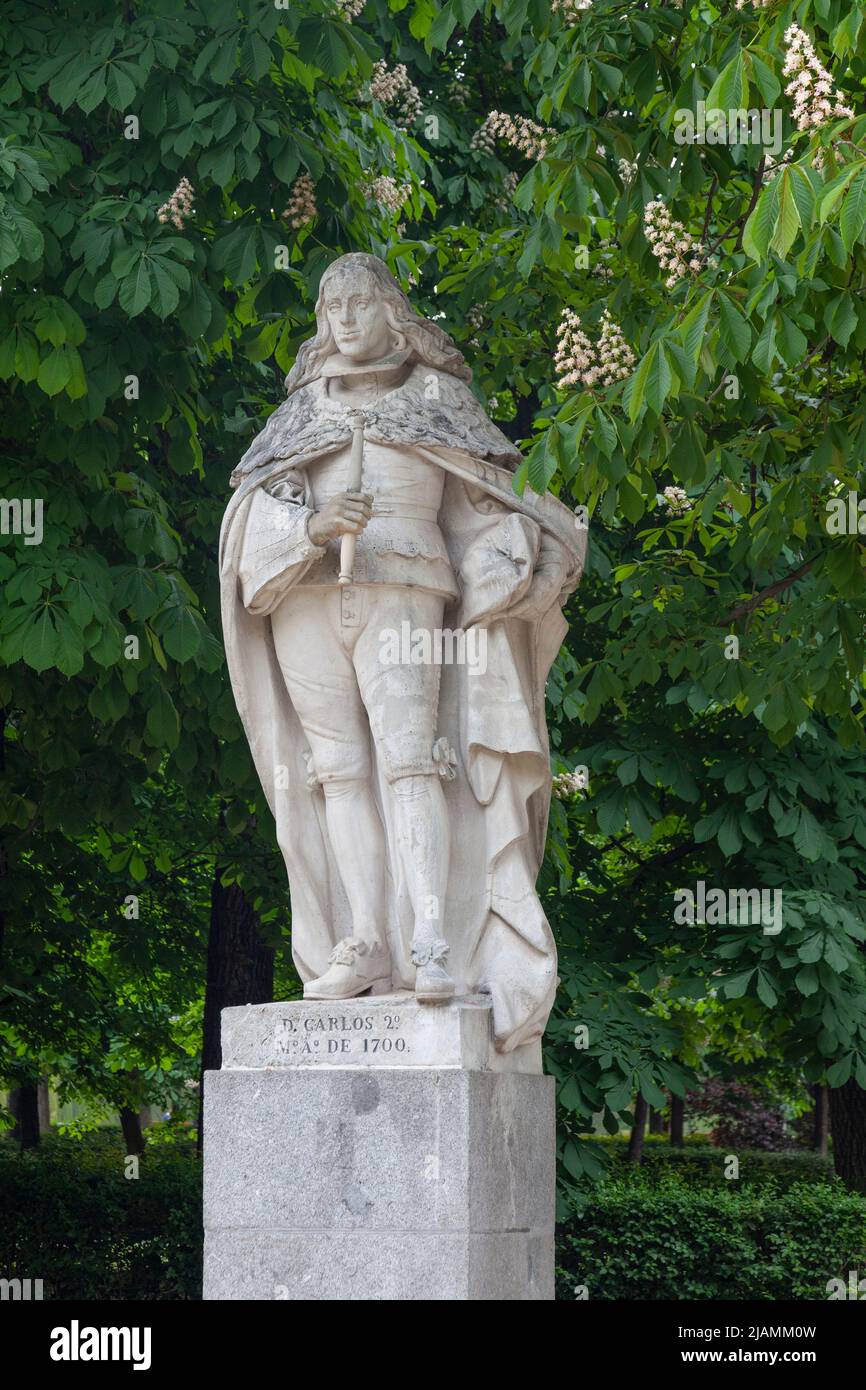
[220,253,584,1051]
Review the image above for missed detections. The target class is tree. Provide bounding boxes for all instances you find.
[3,0,866,1199]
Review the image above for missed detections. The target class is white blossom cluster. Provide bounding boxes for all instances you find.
[551,0,592,18]
[595,310,636,384]
[782,25,853,131]
[369,59,422,127]
[555,309,595,388]
[334,0,366,17]
[283,172,317,229]
[362,174,412,213]
[157,176,194,229]
[644,199,703,288]
[555,308,635,390]
[663,485,692,517]
[552,769,587,799]
[734,0,773,8]
[470,110,553,160]
[618,156,638,183]
[449,77,470,107]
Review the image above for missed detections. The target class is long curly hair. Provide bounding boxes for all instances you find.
[284,253,471,395]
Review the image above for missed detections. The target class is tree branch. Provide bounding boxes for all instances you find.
[723,556,816,624]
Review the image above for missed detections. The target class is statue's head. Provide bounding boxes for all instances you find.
[285,253,471,394]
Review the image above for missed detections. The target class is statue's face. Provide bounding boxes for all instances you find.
[322,272,393,362]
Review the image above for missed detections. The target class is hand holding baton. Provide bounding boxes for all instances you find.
[338,411,367,586]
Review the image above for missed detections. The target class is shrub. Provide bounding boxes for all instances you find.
[587,1136,834,1189]
[687,1079,791,1151]
[556,1173,866,1300]
[0,1130,201,1300]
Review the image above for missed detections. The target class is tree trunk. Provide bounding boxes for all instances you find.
[828,1081,866,1192]
[648,1106,665,1135]
[626,1094,649,1163]
[120,1106,146,1156]
[670,1092,685,1147]
[197,873,274,1150]
[10,1083,40,1150]
[811,1084,829,1157]
[37,1079,51,1132]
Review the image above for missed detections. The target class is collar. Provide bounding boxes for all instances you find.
[320,348,414,407]
[319,345,413,378]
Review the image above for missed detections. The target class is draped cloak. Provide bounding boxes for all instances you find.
[219,361,585,1050]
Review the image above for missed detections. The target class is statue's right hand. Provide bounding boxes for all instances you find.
[307,491,373,545]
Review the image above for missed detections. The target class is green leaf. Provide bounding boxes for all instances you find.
[159,606,202,662]
[717,294,751,363]
[769,168,801,259]
[149,259,181,318]
[105,62,137,110]
[793,808,826,862]
[22,608,60,672]
[788,165,816,232]
[795,966,819,997]
[36,346,72,396]
[678,291,713,376]
[751,315,777,374]
[427,2,459,50]
[118,259,153,317]
[706,50,746,113]
[627,340,671,422]
[617,754,639,785]
[145,685,180,749]
[755,970,777,1008]
[52,608,85,676]
[777,314,807,366]
[819,164,859,224]
[212,226,258,285]
[76,68,108,115]
[723,969,755,1000]
[178,278,213,339]
[840,166,866,251]
[825,291,857,347]
[746,50,780,107]
[832,6,862,57]
[742,178,779,262]
[717,812,743,857]
[827,1055,853,1087]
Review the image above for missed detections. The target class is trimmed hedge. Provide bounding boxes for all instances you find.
[2,1132,862,1301]
[0,1131,201,1300]
[589,1137,835,1189]
[556,1174,866,1300]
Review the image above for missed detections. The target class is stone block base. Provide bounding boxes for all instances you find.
[202,997,554,1301]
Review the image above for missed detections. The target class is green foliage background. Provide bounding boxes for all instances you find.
[2,0,866,1198]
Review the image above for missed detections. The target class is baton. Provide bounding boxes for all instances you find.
[338,411,367,586]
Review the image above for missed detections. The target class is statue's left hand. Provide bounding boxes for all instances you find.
[506,547,568,621]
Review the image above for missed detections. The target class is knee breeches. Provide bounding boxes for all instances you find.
[270,585,446,785]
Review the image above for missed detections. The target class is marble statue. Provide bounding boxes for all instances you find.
[219,253,585,1051]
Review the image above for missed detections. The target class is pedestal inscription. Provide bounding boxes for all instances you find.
[221,995,542,1073]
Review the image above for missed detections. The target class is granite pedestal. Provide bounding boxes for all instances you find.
[203,994,555,1301]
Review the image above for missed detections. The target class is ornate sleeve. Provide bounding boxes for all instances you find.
[236,473,325,616]
[458,482,569,624]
